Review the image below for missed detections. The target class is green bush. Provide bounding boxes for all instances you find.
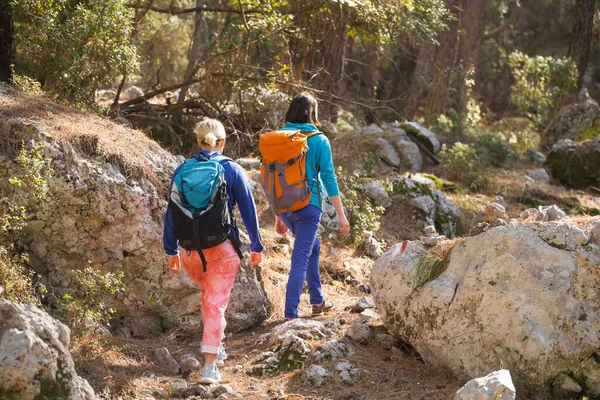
[472,132,519,167]
[508,51,577,129]
[0,143,53,304]
[439,142,493,192]
[55,267,125,336]
[337,167,385,245]
[12,0,138,104]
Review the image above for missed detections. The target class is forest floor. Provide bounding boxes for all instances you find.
[70,128,600,400]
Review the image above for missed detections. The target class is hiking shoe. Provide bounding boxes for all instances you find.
[312,300,334,316]
[216,346,227,367]
[199,364,222,384]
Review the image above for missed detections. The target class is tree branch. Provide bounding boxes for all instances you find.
[125,2,262,15]
[483,0,521,40]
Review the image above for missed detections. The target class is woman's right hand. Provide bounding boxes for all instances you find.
[275,216,288,236]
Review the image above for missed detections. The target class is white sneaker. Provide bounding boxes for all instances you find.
[199,364,222,384]
[216,346,227,367]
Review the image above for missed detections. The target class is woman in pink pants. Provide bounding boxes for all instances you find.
[164,119,263,384]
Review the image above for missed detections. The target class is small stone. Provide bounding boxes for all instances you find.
[180,384,211,398]
[212,384,237,398]
[374,334,397,350]
[169,379,188,390]
[336,360,361,386]
[303,365,332,388]
[519,175,535,185]
[424,225,437,236]
[314,340,355,362]
[360,309,381,320]
[351,297,375,313]
[485,203,507,223]
[494,195,508,210]
[453,370,515,400]
[492,218,507,228]
[358,284,371,294]
[527,168,551,183]
[339,318,347,325]
[140,370,156,379]
[552,373,583,398]
[346,321,372,344]
[155,347,180,375]
[520,208,539,220]
[421,235,446,247]
[180,354,201,370]
[540,205,566,221]
[592,222,600,245]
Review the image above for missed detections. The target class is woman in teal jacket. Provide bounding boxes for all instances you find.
[276,92,350,319]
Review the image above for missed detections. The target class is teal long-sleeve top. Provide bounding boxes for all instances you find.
[280,122,340,209]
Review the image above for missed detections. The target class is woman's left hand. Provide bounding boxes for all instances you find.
[339,214,350,235]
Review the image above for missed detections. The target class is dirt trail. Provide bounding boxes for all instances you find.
[73,223,459,400]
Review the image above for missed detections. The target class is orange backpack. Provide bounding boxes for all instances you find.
[259,130,321,215]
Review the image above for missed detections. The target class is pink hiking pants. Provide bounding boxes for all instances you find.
[180,241,241,355]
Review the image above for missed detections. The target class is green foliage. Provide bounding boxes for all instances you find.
[55,267,125,336]
[439,142,493,192]
[0,142,53,304]
[508,51,577,129]
[12,0,138,104]
[471,132,519,167]
[336,166,385,245]
[10,65,43,95]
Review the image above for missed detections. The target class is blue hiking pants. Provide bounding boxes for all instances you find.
[279,205,324,319]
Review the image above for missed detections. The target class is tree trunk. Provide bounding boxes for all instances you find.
[174,0,205,124]
[0,0,14,82]
[424,0,460,120]
[405,41,437,118]
[455,0,486,134]
[568,0,596,91]
[319,1,349,121]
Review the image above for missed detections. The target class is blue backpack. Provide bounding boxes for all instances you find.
[168,154,243,270]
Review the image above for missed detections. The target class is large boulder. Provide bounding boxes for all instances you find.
[544,89,600,147]
[371,220,600,397]
[545,137,600,188]
[400,122,441,154]
[0,299,95,399]
[0,89,269,337]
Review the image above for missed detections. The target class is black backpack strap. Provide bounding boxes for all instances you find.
[193,218,208,272]
[229,232,244,261]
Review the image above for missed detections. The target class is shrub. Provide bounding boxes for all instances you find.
[12,0,138,104]
[413,239,463,288]
[0,142,53,304]
[55,267,125,336]
[508,51,577,129]
[337,167,385,245]
[439,142,493,192]
[472,132,519,167]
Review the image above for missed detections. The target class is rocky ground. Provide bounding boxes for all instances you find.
[2,85,600,400]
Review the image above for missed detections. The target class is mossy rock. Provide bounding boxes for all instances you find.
[546,139,600,189]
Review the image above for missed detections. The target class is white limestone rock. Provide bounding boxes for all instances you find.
[371,223,600,397]
[453,370,516,400]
